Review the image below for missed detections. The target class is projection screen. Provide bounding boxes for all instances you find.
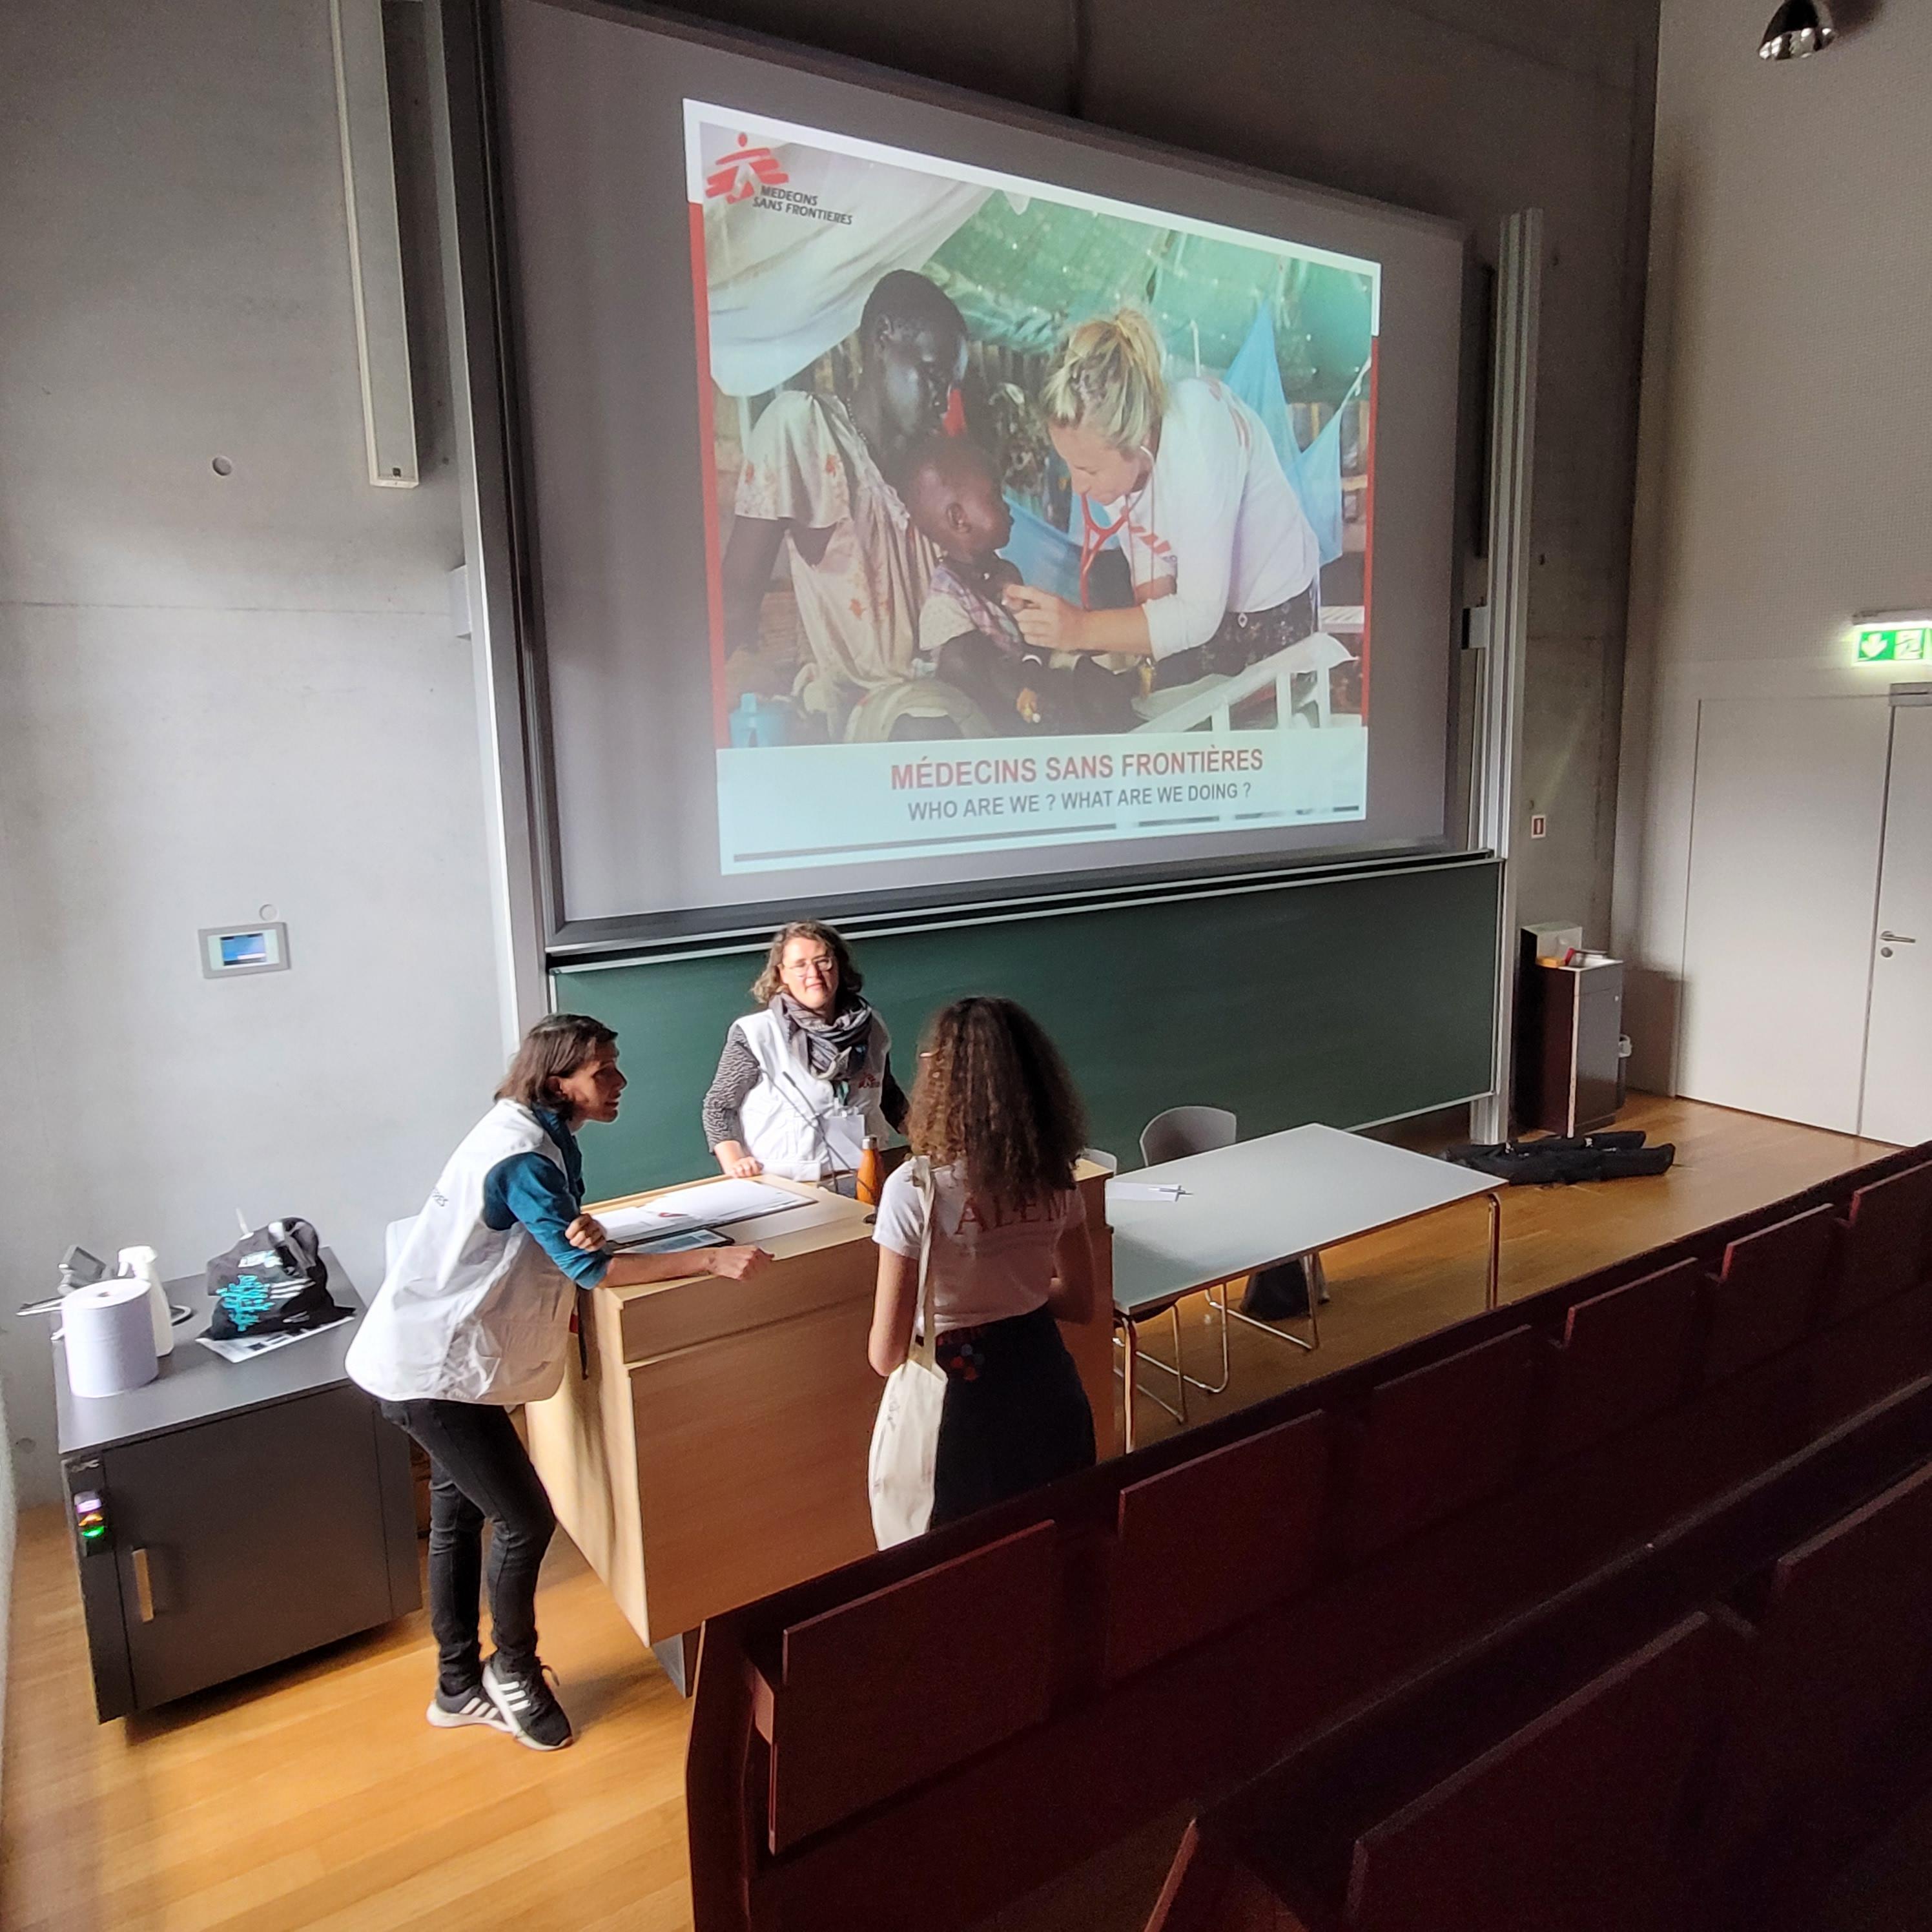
[489,0,1470,934]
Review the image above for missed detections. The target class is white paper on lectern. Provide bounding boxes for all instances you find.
[601,1178,807,1244]
[1109,1182,1186,1202]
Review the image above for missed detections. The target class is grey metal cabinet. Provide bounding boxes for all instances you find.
[56,1257,420,1721]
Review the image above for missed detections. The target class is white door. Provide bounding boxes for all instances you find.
[1679,695,1891,1133]
[1860,702,1932,1145]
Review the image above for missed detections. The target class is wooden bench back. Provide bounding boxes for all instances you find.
[1344,1327,1537,1563]
[1345,1614,1723,1932]
[1827,1160,1932,1321]
[1105,1412,1330,1683]
[1539,1258,1703,1461]
[1710,1457,1932,1858]
[1704,1204,1836,1381]
[767,1522,1058,1849]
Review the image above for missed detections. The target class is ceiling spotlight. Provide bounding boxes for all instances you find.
[1760,0,1836,59]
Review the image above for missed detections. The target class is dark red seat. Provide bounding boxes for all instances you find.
[1539,1258,1702,1461]
[1344,1328,1538,1563]
[1342,1614,1726,1932]
[1823,1161,1932,1322]
[1106,1412,1331,1683]
[1703,1204,1836,1381]
[1707,1459,1932,1862]
[764,1522,1058,1849]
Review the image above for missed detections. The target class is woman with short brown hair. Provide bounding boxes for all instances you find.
[349,1014,770,1748]
[868,997,1097,1528]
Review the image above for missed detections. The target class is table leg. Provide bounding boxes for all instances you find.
[1121,1314,1138,1452]
[1486,1191,1503,1310]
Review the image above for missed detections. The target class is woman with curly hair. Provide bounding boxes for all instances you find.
[868,996,1098,1526]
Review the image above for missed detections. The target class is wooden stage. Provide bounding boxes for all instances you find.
[0,1096,1902,1932]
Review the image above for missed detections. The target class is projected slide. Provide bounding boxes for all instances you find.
[688,105,1381,876]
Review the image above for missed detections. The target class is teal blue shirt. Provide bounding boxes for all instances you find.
[480,1107,609,1287]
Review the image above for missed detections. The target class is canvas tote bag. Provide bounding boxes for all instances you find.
[868,1156,945,1547]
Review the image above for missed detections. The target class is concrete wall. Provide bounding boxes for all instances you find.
[0,0,502,1505]
[1614,0,1932,1091]
[0,0,1660,1506]
[686,0,1661,939]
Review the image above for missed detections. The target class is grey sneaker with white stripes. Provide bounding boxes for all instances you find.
[426,1683,510,1732]
[482,1653,574,1751]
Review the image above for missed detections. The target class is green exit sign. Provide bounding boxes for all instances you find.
[1855,615,1932,663]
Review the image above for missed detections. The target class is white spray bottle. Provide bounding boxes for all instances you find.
[119,1245,174,1357]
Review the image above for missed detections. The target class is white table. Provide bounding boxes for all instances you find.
[1105,1124,1505,1447]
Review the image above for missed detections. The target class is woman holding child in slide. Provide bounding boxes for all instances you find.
[1007,309,1324,690]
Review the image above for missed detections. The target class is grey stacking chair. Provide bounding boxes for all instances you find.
[1117,1107,1242,1427]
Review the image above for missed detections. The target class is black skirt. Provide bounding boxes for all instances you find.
[929,1302,1097,1529]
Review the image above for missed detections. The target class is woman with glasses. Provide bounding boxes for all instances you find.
[704,920,908,1185]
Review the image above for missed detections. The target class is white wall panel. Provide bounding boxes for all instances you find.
[1677,695,1889,1131]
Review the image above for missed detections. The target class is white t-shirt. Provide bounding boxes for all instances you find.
[874,1161,1087,1335]
[1096,377,1321,661]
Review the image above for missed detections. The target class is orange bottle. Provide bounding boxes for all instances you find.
[856,1136,883,1207]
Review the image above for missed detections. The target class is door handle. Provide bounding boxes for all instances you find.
[1879,932,1917,944]
[131,1547,156,1622]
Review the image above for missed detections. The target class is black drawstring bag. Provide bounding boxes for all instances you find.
[205,1219,347,1341]
[1442,1131,1676,1187]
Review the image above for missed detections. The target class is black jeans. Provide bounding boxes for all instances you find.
[380,1397,555,1694]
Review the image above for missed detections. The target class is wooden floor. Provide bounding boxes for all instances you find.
[0,1096,1898,1931]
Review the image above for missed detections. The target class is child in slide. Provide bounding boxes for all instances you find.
[900,435,1140,737]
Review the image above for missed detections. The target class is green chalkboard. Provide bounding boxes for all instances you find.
[552,858,1500,1202]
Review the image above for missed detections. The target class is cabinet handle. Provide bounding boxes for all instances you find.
[132,1547,156,1623]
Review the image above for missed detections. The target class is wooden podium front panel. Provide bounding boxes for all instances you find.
[529,1167,1118,1651]
[630,1291,884,1641]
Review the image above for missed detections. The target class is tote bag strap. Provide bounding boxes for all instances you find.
[906,1155,940,1372]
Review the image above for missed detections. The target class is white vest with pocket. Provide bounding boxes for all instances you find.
[346,1100,579,1406]
[734,1007,894,1182]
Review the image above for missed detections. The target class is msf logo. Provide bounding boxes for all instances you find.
[706,133,788,203]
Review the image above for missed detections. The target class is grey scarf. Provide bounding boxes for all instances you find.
[772,992,875,1094]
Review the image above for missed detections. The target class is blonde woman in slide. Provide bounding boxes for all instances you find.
[1008,309,1323,691]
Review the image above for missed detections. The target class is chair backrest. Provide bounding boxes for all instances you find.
[1344,1614,1724,1932]
[766,1523,1058,1850]
[1346,1328,1539,1563]
[1703,1204,1836,1382]
[1710,1458,1932,1857]
[1142,1105,1238,1167]
[1825,1160,1932,1321]
[1539,1259,1703,1463]
[1105,1412,1331,1683]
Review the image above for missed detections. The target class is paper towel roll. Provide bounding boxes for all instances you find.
[63,1280,160,1398]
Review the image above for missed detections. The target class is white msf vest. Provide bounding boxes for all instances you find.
[734,1007,894,1182]
[346,1100,579,1406]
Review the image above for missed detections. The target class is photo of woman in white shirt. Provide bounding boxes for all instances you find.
[1005,307,1323,688]
[868,997,1098,1526]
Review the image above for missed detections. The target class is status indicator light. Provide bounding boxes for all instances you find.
[73,1490,108,1547]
